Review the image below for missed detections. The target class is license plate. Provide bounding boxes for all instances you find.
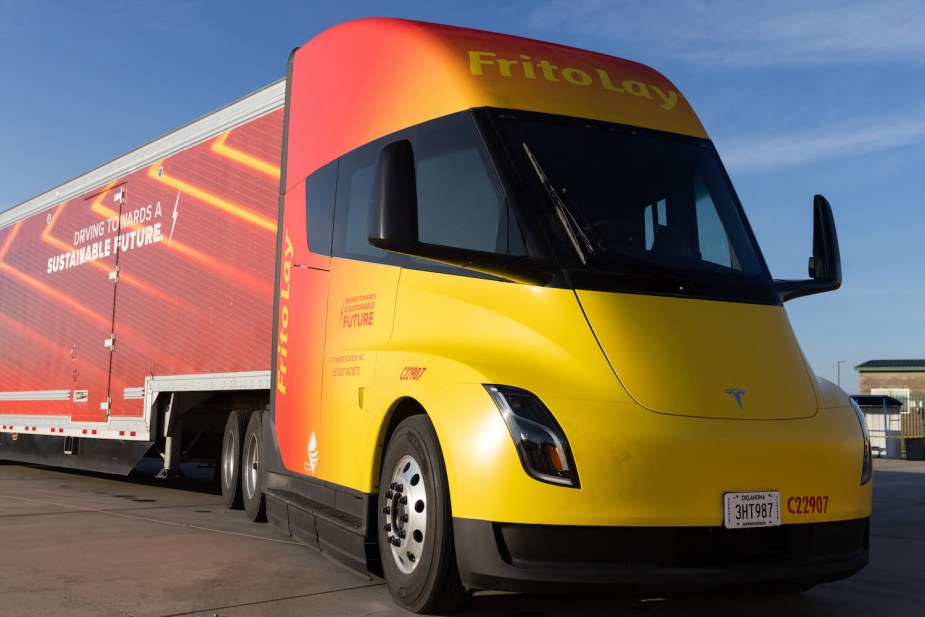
[723,491,781,529]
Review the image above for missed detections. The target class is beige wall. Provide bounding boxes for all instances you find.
[858,372,925,398]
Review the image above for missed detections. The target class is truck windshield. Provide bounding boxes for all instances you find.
[490,110,775,302]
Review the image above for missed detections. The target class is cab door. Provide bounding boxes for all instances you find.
[316,145,402,489]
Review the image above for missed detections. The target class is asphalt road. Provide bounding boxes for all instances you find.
[0,458,920,616]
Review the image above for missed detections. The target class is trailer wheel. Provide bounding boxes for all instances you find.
[220,410,247,510]
[242,410,266,522]
[378,415,469,614]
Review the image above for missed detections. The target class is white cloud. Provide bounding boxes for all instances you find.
[715,112,925,172]
[527,0,925,67]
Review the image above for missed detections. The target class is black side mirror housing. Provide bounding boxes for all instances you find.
[809,194,842,281]
[775,194,842,302]
[369,139,418,249]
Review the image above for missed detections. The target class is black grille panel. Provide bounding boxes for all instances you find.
[495,519,868,569]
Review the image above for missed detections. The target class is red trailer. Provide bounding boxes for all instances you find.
[0,82,284,474]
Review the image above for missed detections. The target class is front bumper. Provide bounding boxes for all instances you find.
[454,517,869,594]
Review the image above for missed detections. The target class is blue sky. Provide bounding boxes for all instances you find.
[3,0,923,393]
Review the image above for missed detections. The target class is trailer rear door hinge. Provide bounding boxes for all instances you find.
[113,186,125,205]
[103,334,116,351]
[109,266,120,283]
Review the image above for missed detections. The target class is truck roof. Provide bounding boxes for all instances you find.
[285,18,707,184]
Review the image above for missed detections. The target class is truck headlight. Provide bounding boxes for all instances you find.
[485,385,580,488]
[850,398,873,486]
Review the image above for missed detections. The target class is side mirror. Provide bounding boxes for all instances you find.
[775,194,842,302]
[368,139,418,249]
[808,194,842,282]
[367,141,557,286]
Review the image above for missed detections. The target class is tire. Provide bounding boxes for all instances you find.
[378,415,469,614]
[242,410,267,522]
[220,410,247,510]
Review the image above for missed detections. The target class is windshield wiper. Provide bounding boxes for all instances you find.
[589,249,690,282]
[523,143,602,265]
[522,143,696,292]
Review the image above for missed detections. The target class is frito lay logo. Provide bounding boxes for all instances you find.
[468,50,679,111]
[276,231,293,395]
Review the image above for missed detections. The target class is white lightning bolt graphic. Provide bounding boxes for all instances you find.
[168,190,180,249]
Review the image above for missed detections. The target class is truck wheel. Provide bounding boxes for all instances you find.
[378,415,469,614]
[220,410,247,510]
[242,410,266,522]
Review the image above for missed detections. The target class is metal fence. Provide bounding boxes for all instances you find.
[854,395,925,460]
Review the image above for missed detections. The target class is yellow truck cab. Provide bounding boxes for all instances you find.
[260,18,872,613]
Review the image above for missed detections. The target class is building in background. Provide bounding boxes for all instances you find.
[854,360,925,460]
[855,359,925,401]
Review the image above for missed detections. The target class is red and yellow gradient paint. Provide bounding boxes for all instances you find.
[272,19,869,538]
[274,19,707,480]
[284,18,705,187]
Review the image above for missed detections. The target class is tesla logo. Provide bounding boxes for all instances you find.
[724,388,747,410]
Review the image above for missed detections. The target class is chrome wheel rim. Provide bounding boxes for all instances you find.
[222,428,237,490]
[383,455,427,574]
[243,432,259,500]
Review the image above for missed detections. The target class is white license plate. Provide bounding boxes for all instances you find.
[723,491,781,529]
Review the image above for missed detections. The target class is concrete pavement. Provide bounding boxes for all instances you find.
[0,458,920,616]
